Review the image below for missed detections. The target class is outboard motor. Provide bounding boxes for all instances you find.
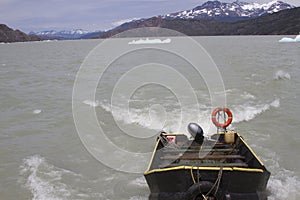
[188,123,204,145]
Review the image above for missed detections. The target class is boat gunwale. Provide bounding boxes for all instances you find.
[144,133,266,175]
[144,165,264,175]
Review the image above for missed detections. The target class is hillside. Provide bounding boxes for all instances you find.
[94,7,300,38]
[0,24,40,43]
[229,6,300,35]
[163,0,294,21]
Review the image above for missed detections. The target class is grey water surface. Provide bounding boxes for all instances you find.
[0,36,299,200]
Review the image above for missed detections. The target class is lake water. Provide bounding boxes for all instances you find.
[0,36,299,200]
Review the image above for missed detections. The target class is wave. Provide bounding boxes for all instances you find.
[99,97,280,134]
[19,155,74,200]
[274,70,291,80]
[129,196,148,200]
[240,91,256,100]
[251,145,300,200]
[268,172,300,200]
[232,99,280,123]
[82,100,99,107]
[18,155,103,200]
[99,101,211,134]
[129,177,148,188]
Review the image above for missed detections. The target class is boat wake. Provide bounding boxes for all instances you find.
[250,144,300,200]
[268,170,300,200]
[19,155,74,200]
[19,155,102,200]
[99,101,211,134]
[99,97,280,133]
[232,99,280,123]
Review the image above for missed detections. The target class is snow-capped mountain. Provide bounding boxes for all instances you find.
[163,0,294,21]
[29,29,101,39]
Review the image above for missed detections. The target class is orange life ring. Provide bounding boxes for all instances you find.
[211,107,233,128]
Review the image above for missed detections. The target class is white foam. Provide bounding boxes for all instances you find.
[247,143,300,200]
[19,155,75,200]
[268,175,300,200]
[274,70,291,80]
[128,38,171,45]
[241,91,256,100]
[129,196,148,200]
[100,101,211,134]
[100,102,171,131]
[129,177,148,188]
[232,99,280,123]
[33,109,42,114]
[100,97,282,134]
[82,100,99,107]
[262,149,300,199]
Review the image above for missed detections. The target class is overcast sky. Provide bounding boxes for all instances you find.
[1,0,299,33]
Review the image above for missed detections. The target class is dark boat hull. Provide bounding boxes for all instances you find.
[144,133,270,200]
[145,167,270,200]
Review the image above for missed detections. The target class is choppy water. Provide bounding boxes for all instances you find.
[0,36,299,200]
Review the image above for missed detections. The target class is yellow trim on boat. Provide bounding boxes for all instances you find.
[144,132,265,175]
[232,167,263,173]
[144,165,263,175]
[146,139,160,172]
[237,133,265,166]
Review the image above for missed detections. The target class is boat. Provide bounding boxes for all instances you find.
[144,107,270,200]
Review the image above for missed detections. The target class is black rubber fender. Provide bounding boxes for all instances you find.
[186,181,226,200]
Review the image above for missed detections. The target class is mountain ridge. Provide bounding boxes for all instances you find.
[94,7,300,38]
[162,0,295,22]
[0,24,40,43]
[3,0,299,42]
[29,29,103,40]
[29,0,295,40]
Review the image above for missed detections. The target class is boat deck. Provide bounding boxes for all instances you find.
[149,133,263,170]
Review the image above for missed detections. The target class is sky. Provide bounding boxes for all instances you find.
[1,0,299,33]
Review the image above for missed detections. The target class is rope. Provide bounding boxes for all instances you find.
[190,167,196,184]
[190,167,201,184]
[214,167,223,197]
[158,133,169,146]
[197,167,200,183]
[205,167,223,197]
[191,167,207,200]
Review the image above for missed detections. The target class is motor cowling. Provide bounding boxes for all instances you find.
[188,123,204,145]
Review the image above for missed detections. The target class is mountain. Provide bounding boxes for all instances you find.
[29,29,103,40]
[163,0,295,22]
[93,7,300,38]
[0,24,40,43]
